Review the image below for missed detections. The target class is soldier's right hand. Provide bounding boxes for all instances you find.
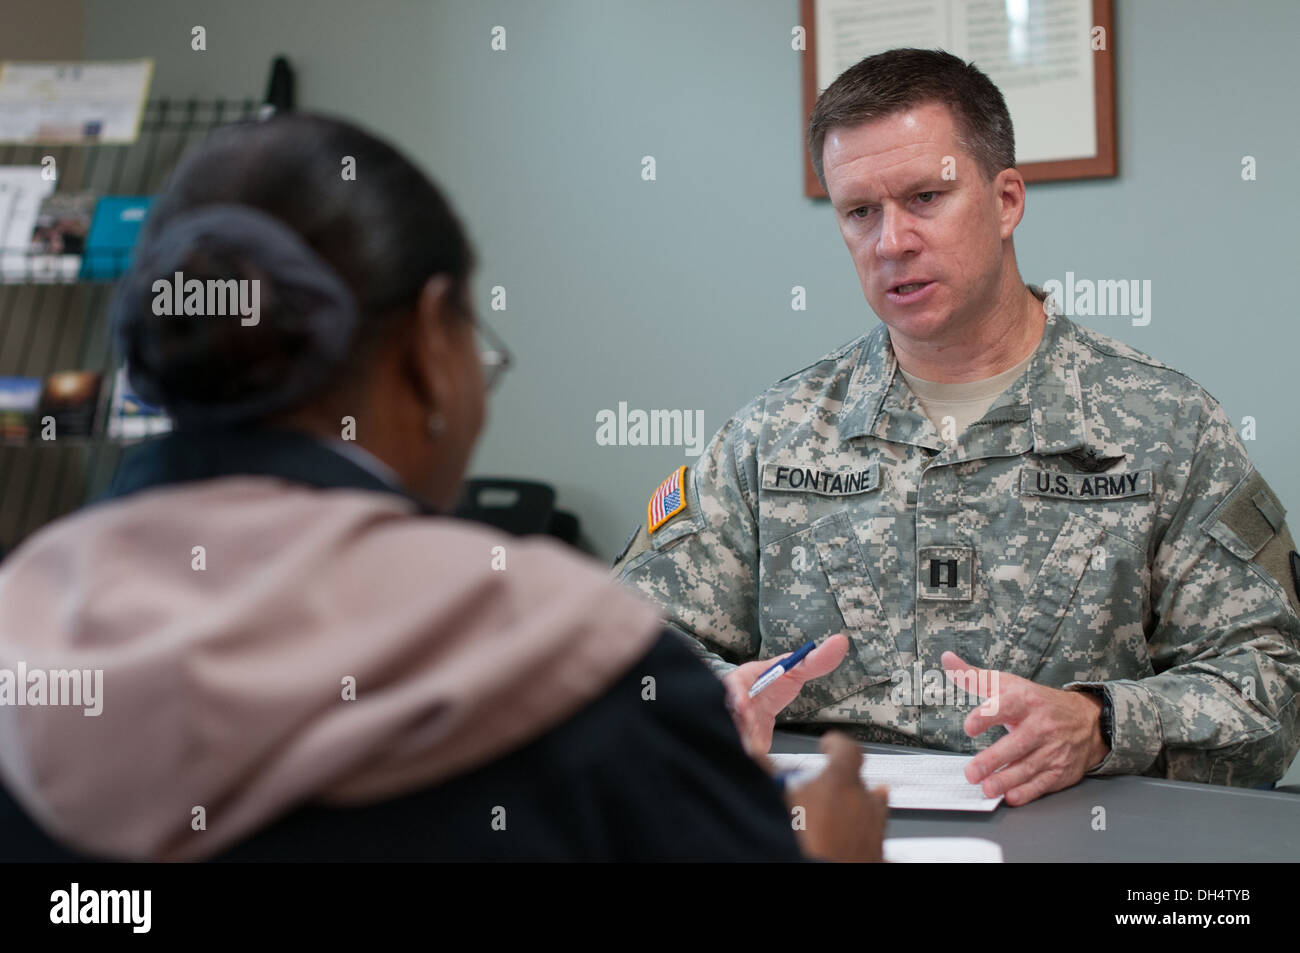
[722,633,850,756]
[783,731,888,862]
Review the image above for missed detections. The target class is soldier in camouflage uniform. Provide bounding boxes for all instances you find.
[613,49,1300,803]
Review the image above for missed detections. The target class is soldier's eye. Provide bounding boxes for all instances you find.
[917,191,937,203]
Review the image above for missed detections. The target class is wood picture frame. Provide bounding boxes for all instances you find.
[800,0,1116,198]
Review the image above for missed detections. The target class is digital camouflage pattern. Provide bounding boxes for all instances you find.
[614,288,1300,787]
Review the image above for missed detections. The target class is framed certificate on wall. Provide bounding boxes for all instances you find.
[801,0,1116,197]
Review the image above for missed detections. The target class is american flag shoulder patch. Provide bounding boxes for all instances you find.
[647,465,689,534]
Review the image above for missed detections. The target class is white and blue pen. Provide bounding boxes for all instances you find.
[748,640,817,698]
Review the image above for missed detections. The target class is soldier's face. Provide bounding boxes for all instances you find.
[823,101,1018,341]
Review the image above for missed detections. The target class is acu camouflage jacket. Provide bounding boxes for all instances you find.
[615,294,1300,787]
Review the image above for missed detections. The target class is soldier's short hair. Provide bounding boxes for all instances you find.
[807,48,1015,191]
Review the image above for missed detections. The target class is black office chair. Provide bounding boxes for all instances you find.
[454,478,592,553]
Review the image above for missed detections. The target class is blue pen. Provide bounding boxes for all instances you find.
[748,640,817,698]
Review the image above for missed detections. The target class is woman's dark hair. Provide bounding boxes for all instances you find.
[119,112,475,424]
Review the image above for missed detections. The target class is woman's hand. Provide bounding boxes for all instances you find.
[782,731,889,862]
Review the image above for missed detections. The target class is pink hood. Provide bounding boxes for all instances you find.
[0,478,662,860]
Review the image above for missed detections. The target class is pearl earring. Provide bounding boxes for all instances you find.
[427,413,445,438]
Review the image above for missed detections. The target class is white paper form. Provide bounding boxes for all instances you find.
[0,167,54,282]
[769,751,1004,811]
[884,837,1004,862]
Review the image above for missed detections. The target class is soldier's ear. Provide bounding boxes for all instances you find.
[993,167,1026,240]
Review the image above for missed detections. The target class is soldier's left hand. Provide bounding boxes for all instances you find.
[941,651,1109,806]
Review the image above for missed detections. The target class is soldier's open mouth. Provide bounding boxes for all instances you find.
[886,281,936,303]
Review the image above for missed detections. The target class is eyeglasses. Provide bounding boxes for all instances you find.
[475,314,512,393]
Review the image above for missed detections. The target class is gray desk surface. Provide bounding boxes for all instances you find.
[770,730,1300,862]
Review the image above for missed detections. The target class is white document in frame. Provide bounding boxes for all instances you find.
[768,751,1005,811]
[813,0,1097,165]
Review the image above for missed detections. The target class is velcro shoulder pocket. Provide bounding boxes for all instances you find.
[650,510,702,549]
[1201,469,1286,560]
[611,513,702,578]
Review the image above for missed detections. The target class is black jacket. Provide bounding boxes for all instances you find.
[0,429,803,862]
